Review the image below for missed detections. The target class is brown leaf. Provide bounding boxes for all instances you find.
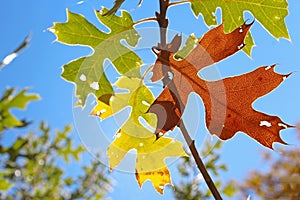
[186,21,253,71]
[149,22,293,149]
[151,22,253,83]
[204,65,293,148]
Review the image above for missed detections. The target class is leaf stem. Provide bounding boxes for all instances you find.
[155,0,223,199]
[168,0,189,7]
[133,17,157,26]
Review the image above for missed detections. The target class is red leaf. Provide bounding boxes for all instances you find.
[149,22,293,149]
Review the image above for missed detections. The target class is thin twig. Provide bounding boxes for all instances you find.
[168,0,189,7]
[133,17,157,26]
[155,0,223,199]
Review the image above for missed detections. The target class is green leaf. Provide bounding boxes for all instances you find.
[0,172,12,190]
[12,137,28,150]
[92,77,187,194]
[219,164,228,171]
[64,177,73,185]
[189,0,289,55]
[175,34,199,59]
[50,8,142,106]
[56,126,85,162]
[222,181,237,197]
[0,88,40,132]
[0,121,110,198]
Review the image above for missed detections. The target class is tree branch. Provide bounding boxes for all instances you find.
[157,0,169,48]
[155,0,223,199]
[179,120,222,200]
[156,0,171,86]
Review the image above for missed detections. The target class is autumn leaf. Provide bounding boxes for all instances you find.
[0,88,40,132]
[50,8,142,106]
[91,77,187,194]
[188,0,289,55]
[149,22,293,149]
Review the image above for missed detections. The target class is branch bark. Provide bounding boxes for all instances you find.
[155,0,223,199]
[179,120,222,200]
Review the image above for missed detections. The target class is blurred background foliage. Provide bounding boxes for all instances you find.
[0,88,110,200]
[172,129,300,200]
[236,133,300,199]
[172,141,237,200]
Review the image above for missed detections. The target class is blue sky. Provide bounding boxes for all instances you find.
[1,0,300,199]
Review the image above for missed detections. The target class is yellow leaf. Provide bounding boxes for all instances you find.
[93,77,188,193]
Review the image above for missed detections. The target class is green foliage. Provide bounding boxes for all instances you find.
[189,0,289,55]
[0,121,110,199]
[175,34,199,59]
[0,88,39,132]
[173,141,237,199]
[0,172,12,191]
[50,8,142,106]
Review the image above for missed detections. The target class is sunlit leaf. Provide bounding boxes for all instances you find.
[0,88,40,132]
[150,22,292,149]
[50,8,142,106]
[92,77,187,194]
[189,0,289,55]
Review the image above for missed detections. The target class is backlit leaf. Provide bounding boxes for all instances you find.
[175,34,199,59]
[150,22,293,149]
[189,0,289,55]
[50,8,142,106]
[92,77,187,193]
[0,88,40,132]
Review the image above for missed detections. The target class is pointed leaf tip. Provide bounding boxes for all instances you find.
[52,8,141,106]
[101,77,186,194]
[150,23,293,149]
[135,167,171,194]
[189,0,289,55]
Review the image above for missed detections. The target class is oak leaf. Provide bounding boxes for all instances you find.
[91,77,187,194]
[50,8,142,106]
[149,22,293,149]
[188,0,289,55]
[0,88,40,132]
